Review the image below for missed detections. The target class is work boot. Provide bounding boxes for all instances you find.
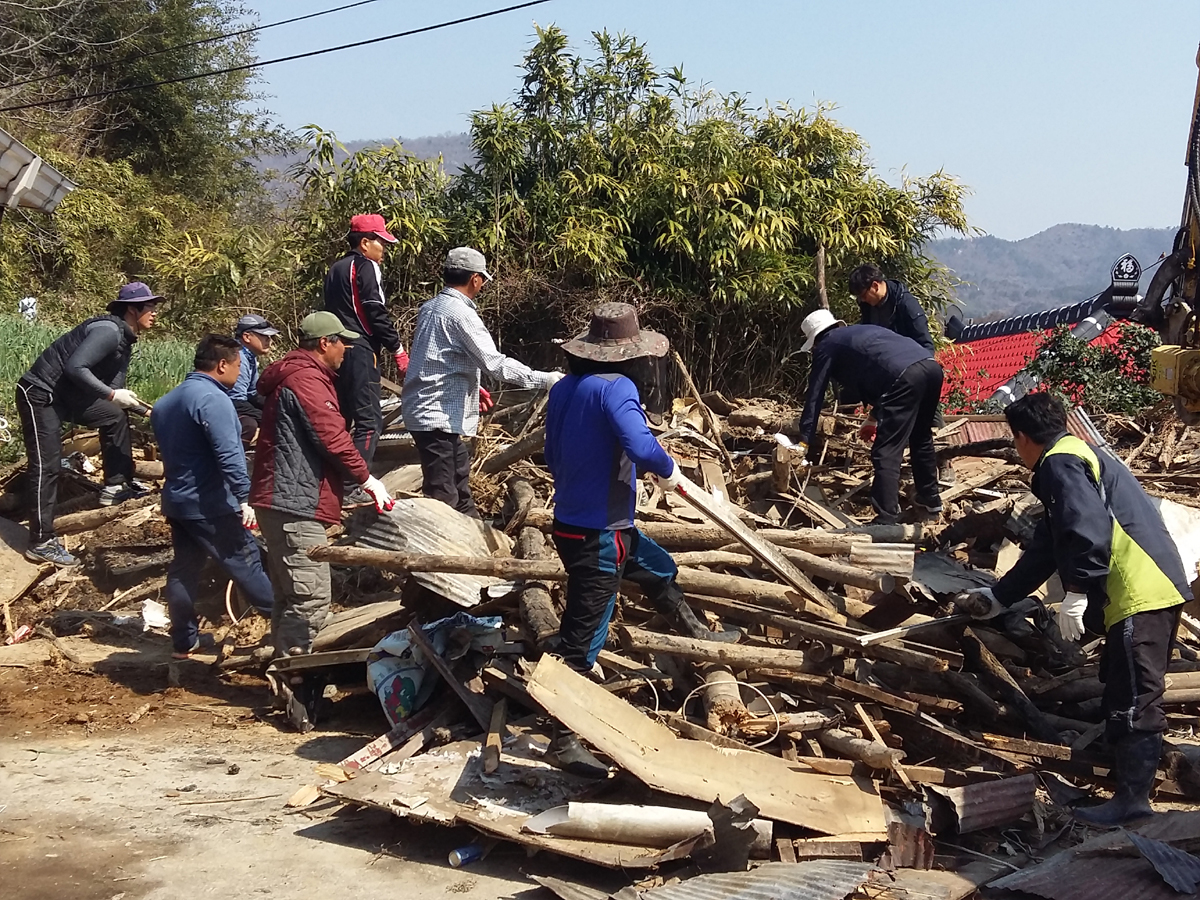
[1073,730,1161,827]
[654,583,739,642]
[546,724,609,779]
[25,537,79,567]
[99,477,150,507]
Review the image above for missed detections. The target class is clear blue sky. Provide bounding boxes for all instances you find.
[247,0,1199,240]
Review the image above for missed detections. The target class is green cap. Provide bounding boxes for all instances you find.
[300,311,359,341]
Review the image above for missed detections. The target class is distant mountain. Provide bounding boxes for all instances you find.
[931,224,1176,320]
[256,132,475,179]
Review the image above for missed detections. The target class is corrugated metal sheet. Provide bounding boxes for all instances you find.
[989,809,1200,900]
[1126,831,1200,894]
[944,408,1103,449]
[926,773,1036,834]
[354,497,513,608]
[848,542,915,579]
[638,860,874,900]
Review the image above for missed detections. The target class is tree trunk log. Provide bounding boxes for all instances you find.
[515,526,559,649]
[961,627,1062,743]
[481,426,545,474]
[54,495,157,535]
[702,665,749,735]
[816,728,903,769]
[670,548,895,594]
[618,625,820,673]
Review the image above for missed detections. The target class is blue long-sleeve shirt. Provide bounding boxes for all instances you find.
[228,345,258,402]
[545,372,674,530]
[151,371,249,521]
[797,324,931,446]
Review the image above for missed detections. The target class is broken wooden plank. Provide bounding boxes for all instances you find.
[407,622,493,732]
[483,698,507,774]
[527,655,887,835]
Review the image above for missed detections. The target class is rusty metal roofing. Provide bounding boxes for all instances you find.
[943,407,1103,449]
[354,497,514,608]
[1126,831,1200,894]
[989,809,1200,900]
[926,773,1036,834]
[638,860,874,900]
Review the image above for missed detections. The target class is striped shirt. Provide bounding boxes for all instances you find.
[402,287,556,436]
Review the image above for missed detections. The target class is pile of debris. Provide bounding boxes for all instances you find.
[5,381,1200,900]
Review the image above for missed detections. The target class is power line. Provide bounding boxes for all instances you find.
[0,0,554,114]
[6,0,393,92]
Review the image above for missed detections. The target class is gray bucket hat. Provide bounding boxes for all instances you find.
[561,302,669,362]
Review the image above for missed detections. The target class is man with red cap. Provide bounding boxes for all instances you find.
[323,214,408,497]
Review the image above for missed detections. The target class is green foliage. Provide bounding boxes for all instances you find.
[1025,323,1161,415]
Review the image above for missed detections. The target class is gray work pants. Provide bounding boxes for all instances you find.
[256,508,332,655]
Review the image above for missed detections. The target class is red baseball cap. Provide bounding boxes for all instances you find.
[348,213,397,243]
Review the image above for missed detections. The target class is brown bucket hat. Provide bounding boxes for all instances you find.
[561,302,669,362]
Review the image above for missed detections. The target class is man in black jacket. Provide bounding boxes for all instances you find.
[794,310,943,525]
[16,282,161,566]
[323,213,408,489]
[849,263,953,483]
[964,393,1189,826]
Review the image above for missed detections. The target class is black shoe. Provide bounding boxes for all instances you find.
[99,478,150,507]
[25,537,80,567]
[546,725,609,779]
[1073,731,1161,827]
[668,597,741,643]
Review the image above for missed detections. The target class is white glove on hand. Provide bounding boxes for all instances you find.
[1057,591,1088,642]
[653,459,683,493]
[240,503,257,530]
[110,388,143,410]
[543,371,565,388]
[961,587,1004,620]
[362,475,395,513]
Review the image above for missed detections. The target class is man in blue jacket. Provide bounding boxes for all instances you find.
[228,314,279,446]
[795,310,944,525]
[965,393,1190,826]
[151,335,274,659]
[544,303,735,777]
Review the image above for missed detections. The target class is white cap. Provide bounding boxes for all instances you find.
[800,309,846,352]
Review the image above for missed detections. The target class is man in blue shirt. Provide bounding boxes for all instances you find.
[544,303,735,777]
[228,314,279,446]
[795,310,944,526]
[151,335,274,658]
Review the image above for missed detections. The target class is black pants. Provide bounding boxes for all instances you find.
[1101,605,1181,739]
[412,430,478,517]
[232,398,261,447]
[335,341,382,467]
[552,521,681,672]
[871,358,943,521]
[15,379,133,543]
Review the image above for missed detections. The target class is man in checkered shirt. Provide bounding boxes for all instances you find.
[402,247,563,516]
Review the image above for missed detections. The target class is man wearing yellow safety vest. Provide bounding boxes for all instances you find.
[964,392,1190,827]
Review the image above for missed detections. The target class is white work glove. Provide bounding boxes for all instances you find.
[652,459,683,493]
[110,388,143,410]
[362,475,395,513]
[1057,591,1088,642]
[543,371,565,388]
[961,587,1004,620]
[240,503,257,530]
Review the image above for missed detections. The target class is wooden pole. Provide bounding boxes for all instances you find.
[671,349,737,473]
[618,625,821,673]
[815,244,830,310]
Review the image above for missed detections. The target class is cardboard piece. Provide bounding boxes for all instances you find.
[527,655,887,836]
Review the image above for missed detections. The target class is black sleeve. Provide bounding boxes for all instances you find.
[896,289,935,353]
[356,261,402,354]
[993,516,1058,605]
[1040,454,1113,593]
[64,320,122,400]
[797,345,835,446]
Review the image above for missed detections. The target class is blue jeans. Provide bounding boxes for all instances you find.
[165,514,274,653]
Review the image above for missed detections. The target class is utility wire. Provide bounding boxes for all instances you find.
[6,0,393,92]
[0,0,554,114]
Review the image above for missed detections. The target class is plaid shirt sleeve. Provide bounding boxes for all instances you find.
[454,304,554,389]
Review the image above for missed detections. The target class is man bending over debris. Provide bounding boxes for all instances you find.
[15,282,161,567]
[403,247,562,517]
[250,312,394,656]
[965,392,1190,827]
[151,335,274,659]
[543,302,737,778]
[795,310,944,525]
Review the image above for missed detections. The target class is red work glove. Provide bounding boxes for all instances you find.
[859,419,877,442]
[394,350,410,377]
[478,387,493,414]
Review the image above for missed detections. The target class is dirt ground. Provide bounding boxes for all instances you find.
[0,632,573,900]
